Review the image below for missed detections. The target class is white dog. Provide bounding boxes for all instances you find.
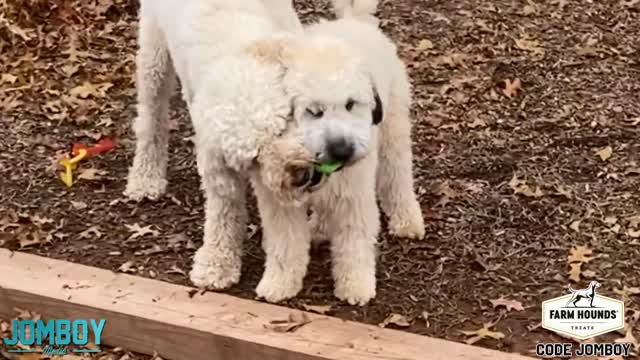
[246,1,425,305]
[125,0,319,290]
[125,0,423,306]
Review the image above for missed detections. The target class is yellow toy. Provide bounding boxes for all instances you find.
[59,148,88,187]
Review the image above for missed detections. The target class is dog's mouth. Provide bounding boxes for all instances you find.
[291,167,328,190]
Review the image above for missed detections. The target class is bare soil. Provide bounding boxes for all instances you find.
[1,0,639,358]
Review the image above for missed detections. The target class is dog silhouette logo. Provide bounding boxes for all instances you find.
[542,282,624,340]
[565,281,601,308]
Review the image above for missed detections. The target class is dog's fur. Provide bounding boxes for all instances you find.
[566,281,601,307]
[125,0,423,306]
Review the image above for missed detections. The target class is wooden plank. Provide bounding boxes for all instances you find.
[0,249,535,360]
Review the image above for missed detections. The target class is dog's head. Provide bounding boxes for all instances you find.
[589,281,601,289]
[248,33,383,170]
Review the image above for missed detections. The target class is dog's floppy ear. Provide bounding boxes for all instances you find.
[372,87,383,125]
[246,33,296,67]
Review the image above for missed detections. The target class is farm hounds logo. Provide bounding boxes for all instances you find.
[537,281,631,358]
[2,319,106,355]
[542,281,624,340]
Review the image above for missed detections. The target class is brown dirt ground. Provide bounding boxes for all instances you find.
[1,0,640,358]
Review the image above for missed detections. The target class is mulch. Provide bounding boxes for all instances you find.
[1,0,639,358]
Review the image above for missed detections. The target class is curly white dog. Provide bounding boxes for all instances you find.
[125,0,424,306]
[247,2,425,306]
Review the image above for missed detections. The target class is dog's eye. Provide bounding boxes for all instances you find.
[345,99,355,111]
[306,108,324,119]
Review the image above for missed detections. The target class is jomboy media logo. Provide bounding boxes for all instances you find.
[3,319,106,355]
[542,281,624,340]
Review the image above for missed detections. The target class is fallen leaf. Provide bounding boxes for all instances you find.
[459,323,505,345]
[614,286,640,303]
[490,297,525,312]
[434,180,459,206]
[77,167,107,181]
[69,81,114,99]
[625,215,640,228]
[79,225,102,239]
[267,312,312,333]
[301,304,332,315]
[502,78,522,98]
[568,245,593,264]
[166,265,186,276]
[508,175,543,198]
[568,263,582,282]
[117,261,135,273]
[126,223,160,240]
[379,313,411,328]
[416,39,434,51]
[1,73,18,84]
[70,200,88,210]
[18,231,43,249]
[30,214,54,226]
[627,229,640,238]
[569,220,581,233]
[595,146,612,161]
[468,118,487,128]
[522,3,538,15]
[514,36,544,55]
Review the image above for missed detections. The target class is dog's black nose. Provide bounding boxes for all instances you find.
[327,137,355,163]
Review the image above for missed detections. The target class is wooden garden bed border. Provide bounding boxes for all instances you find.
[0,249,534,360]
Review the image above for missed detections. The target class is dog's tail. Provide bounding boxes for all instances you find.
[568,285,577,293]
[332,0,381,26]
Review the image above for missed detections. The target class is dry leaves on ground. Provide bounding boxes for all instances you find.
[125,223,160,240]
[490,297,525,312]
[567,245,595,282]
[460,322,505,345]
[379,313,411,328]
[509,175,543,198]
[266,312,312,333]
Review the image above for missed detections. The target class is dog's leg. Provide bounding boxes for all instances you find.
[251,180,310,303]
[308,210,330,247]
[376,73,425,239]
[189,154,247,289]
[124,12,176,201]
[320,157,380,306]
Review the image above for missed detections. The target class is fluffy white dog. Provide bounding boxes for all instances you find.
[125,0,317,290]
[125,0,424,306]
[245,1,425,306]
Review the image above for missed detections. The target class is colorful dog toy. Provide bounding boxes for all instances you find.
[59,137,115,187]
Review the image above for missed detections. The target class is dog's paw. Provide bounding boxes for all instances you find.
[124,170,167,201]
[189,247,241,290]
[255,268,303,303]
[333,272,376,306]
[388,202,425,240]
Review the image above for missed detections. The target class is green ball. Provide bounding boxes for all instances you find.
[314,161,343,174]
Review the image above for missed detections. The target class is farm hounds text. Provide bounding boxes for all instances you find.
[536,281,633,358]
